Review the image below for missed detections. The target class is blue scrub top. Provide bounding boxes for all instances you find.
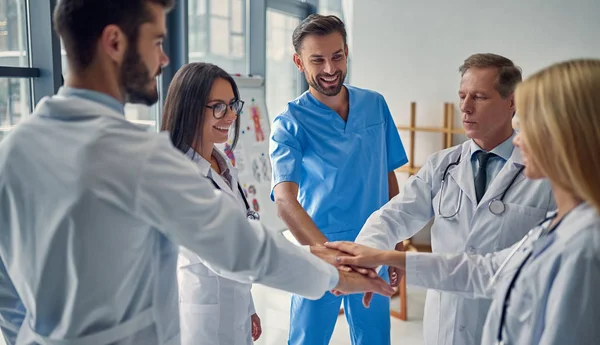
[269,85,408,237]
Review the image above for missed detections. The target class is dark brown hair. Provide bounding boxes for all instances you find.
[292,14,347,53]
[459,53,522,98]
[54,0,174,71]
[161,63,241,154]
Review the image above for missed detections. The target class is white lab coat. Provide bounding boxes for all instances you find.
[0,257,25,345]
[0,92,338,345]
[178,148,255,345]
[405,203,600,344]
[355,140,555,345]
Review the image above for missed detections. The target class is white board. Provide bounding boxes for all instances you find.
[216,75,286,232]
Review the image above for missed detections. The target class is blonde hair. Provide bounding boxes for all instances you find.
[515,59,600,212]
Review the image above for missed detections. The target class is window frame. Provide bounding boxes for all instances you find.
[0,0,62,105]
[250,0,314,92]
[1,0,342,131]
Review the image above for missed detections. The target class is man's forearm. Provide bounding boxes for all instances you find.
[388,171,400,200]
[276,199,328,245]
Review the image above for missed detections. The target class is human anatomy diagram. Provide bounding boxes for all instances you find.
[251,105,265,142]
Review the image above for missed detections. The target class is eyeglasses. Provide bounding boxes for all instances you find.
[206,99,245,119]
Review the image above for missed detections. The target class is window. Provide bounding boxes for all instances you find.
[0,77,30,142]
[319,0,344,18]
[266,9,301,121]
[188,0,247,74]
[123,103,162,132]
[318,0,352,84]
[0,0,29,68]
[0,0,30,143]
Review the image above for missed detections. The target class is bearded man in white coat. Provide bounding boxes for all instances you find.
[0,1,394,344]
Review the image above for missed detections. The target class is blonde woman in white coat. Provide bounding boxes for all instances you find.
[161,62,261,344]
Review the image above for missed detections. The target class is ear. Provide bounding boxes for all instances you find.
[344,44,349,59]
[507,92,515,112]
[293,53,304,72]
[99,24,128,65]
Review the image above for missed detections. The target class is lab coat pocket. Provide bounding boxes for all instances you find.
[497,204,546,249]
[506,204,547,218]
[178,274,219,305]
[179,303,220,345]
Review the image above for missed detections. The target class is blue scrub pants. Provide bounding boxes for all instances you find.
[288,229,391,345]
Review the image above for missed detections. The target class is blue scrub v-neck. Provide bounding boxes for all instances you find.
[304,87,354,133]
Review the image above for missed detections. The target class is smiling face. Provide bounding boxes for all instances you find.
[293,32,348,97]
[202,77,239,145]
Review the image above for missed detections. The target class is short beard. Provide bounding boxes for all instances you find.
[307,71,346,97]
[120,46,160,106]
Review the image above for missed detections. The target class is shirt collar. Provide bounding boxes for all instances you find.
[469,130,516,161]
[185,147,231,179]
[185,148,211,177]
[212,149,231,176]
[58,86,125,115]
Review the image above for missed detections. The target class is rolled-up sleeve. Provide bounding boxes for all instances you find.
[269,117,303,201]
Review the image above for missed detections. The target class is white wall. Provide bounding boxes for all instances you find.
[351,0,600,243]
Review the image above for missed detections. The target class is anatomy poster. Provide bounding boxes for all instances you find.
[217,76,285,232]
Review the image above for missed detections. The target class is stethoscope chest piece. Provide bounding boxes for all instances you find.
[246,210,260,220]
[207,176,260,221]
[489,199,506,215]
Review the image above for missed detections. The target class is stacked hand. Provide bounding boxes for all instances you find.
[309,244,395,305]
[322,241,407,307]
[333,269,395,302]
[309,245,379,277]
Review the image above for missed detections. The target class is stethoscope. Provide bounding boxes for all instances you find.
[438,154,525,218]
[207,177,260,220]
[492,212,564,345]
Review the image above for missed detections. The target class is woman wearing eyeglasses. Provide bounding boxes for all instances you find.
[161,62,261,345]
[326,59,600,344]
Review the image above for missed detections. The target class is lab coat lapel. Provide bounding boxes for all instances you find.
[448,142,477,204]
[210,171,237,199]
[211,149,246,211]
[480,146,526,205]
[217,149,241,195]
[189,148,237,202]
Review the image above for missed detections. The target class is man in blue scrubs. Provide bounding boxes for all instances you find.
[269,14,408,345]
